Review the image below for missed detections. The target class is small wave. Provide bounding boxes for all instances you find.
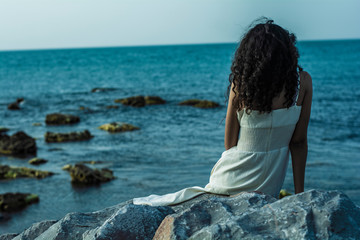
[322,133,360,141]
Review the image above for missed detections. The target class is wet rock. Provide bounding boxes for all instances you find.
[62,164,115,184]
[98,122,140,133]
[179,99,219,108]
[0,165,54,179]
[7,98,24,110]
[10,220,57,240]
[279,189,292,199]
[44,130,93,143]
[32,122,42,126]
[0,131,36,156]
[105,105,119,109]
[0,193,39,212]
[91,87,117,93]
[114,95,166,107]
[45,113,80,125]
[28,158,48,165]
[0,127,9,133]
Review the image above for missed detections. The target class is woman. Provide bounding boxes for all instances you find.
[133,19,312,206]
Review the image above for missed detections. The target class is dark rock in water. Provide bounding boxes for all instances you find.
[98,122,140,133]
[91,87,117,93]
[0,165,54,179]
[16,98,24,104]
[45,113,80,125]
[179,99,219,108]
[0,131,37,156]
[0,127,9,133]
[7,102,20,110]
[105,105,119,109]
[44,130,93,143]
[115,95,166,107]
[0,193,39,212]
[28,158,48,165]
[3,190,359,240]
[62,164,115,184]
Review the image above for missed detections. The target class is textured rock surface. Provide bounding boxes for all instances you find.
[179,99,219,108]
[28,158,48,165]
[62,164,115,184]
[98,122,140,133]
[45,130,93,143]
[1,190,359,240]
[45,113,80,125]
[0,131,36,156]
[0,165,54,179]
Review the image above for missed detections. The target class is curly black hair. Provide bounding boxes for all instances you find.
[228,18,303,114]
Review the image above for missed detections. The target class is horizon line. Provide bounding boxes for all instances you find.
[1,38,359,53]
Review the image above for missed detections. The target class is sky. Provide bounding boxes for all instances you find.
[0,0,359,51]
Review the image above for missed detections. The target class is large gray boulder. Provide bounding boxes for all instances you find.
[1,190,359,240]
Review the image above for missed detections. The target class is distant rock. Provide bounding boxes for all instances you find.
[7,102,20,110]
[3,190,360,240]
[28,158,48,165]
[91,87,117,93]
[105,105,119,109]
[98,122,140,133]
[62,164,115,184]
[114,95,166,107]
[44,130,93,143]
[0,165,54,179]
[31,123,42,126]
[45,113,80,125]
[0,131,36,156]
[0,193,39,212]
[0,127,9,134]
[78,160,104,165]
[179,99,219,108]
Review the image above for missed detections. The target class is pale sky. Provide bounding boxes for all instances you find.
[0,0,359,51]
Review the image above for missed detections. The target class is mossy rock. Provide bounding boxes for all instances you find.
[45,113,80,125]
[0,165,54,179]
[0,127,9,133]
[279,189,293,199]
[0,131,37,156]
[114,95,166,107]
[0,193,39,212]
[98,122,140,133]
[144,96,166,105]
[179,99,219,108]
[32,123,42,126]
[28,158,48,165]
[78,160,104,165]
[63,164,115,184]
[44,130,93,143]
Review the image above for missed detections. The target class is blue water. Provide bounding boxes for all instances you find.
[0,40,360,234]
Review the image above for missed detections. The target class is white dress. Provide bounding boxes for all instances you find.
[133,104,302,206]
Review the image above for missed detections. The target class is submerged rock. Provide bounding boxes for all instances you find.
[179,99,219,108]
[62,164,115,184]
[114,95,166,107]
[28,158,48,165]
[44,130,93,143]
[0,131,36,156]
[98,122,140,133]
[3,190,359,240]
[0,193,39,212]
[0,165,54,179]
[45,113,80,125]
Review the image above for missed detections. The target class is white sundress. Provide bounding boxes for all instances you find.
[133,104,302,206]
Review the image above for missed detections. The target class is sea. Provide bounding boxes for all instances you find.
[0,40,359,234]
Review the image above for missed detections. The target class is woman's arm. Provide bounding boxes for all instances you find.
[224,82,240,150]
[290,71,313,194]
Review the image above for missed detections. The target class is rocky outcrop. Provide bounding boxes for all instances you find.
[0,165,54,179]
[28,158,48,165]
[45,113,80,125]
[1,190,359,240]
[0,131,36,156]
[44,130,93,143]
[98,122,140,133]
[7,98,24,110]
[179,99,219,108]
[0,193,39,212]
[62,164,115,184]
[114,95,166,107]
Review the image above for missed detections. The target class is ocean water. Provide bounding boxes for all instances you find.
[0,40,359,234]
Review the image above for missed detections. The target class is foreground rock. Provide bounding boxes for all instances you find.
[179,99,219,108]
[98,122,140,133]
[45,113,80,125]
[0,165,54,179]
[2,190,359,240]
[0,131,36,156]
[28,158,48,165]
[45,130,93,143]
[115,95,166,107]
[0,193,39,212]
[62,164,115,184]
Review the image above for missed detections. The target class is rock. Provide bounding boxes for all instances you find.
[32,122,42,126]
[28,158,48,165]
[62,164,115,184]
[114,95,166,107]
[78,160,104,165]
[3,190,360,239]
[279,189,292,199]
[98,122,140,133]
[0,193,39,212]
[7,103,20,110]
[105,105,119,109]
[91,87,117,93]
[45,113,80,125]
[0,165,54,179]
[0,131,37,156]
[16,98,24,104]
[179,99,219,108]
[44,130,93,143]
[0,212,11,222]
[9,220,57,240]
[0,127,9,133]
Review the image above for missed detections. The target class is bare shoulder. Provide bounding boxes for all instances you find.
[299,71,312,90]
